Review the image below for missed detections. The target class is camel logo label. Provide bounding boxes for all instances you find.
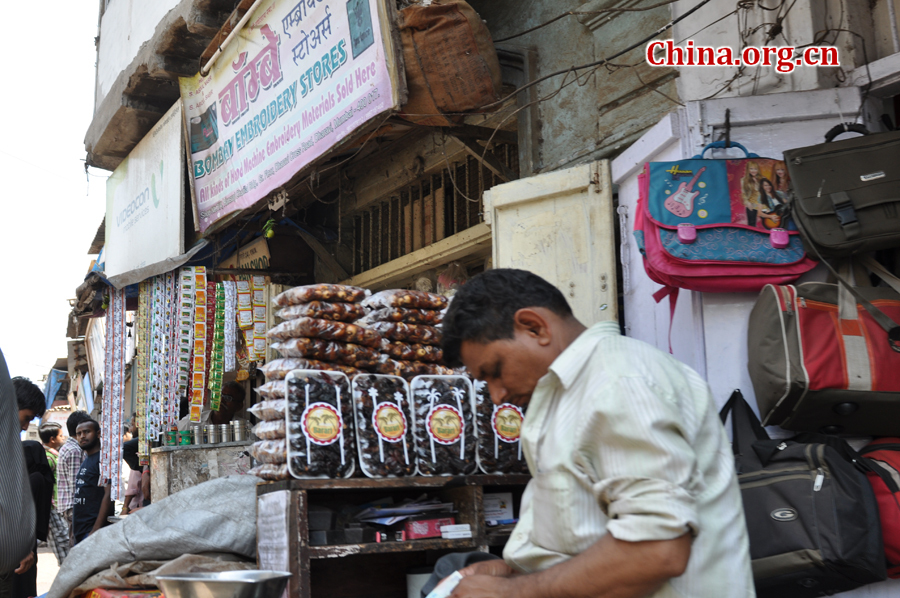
[373,403,407,443]
[427,404,464,445]
[301,402,342,445]
[492,404,523,443]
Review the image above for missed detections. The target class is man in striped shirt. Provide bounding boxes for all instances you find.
[440,270,754,598]
[57,411,91,549]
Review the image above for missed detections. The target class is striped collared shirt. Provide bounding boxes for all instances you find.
[503,322,755,597]
[57,437,85,512]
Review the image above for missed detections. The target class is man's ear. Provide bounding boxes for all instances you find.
[513,308,552,346]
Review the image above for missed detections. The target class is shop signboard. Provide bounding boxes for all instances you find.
[179,0,403,233]
[219,236,272,269]
[105,103,185,287]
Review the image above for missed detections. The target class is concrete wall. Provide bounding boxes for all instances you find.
[95,0,182,111]
[469,0,679,172]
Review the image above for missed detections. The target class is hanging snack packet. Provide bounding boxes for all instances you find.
[248,463,291,481]
[260,358,363,380]
[273,284,370,306]
[352,374,416,478]
[250,439,287,464]
[357,307,443,326]
[271,338,380,365]
[365,321,442,345]
[411,375,476,476]
[252,420,286,440]
[247,399,287,422]
[286,370,355,478]
[255,381,286,399]
[381,340,444,363]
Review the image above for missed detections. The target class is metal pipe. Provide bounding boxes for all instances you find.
[200,0,265,77]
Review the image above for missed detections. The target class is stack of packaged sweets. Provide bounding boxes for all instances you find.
[358,290,455,380]
[352,373,416,477]
[263,284,382,378]
[248,395,290,480]
[410,375,476,475]
[472,379,528,474]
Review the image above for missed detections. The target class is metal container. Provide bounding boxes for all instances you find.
[156,571,291,598]
[219,423,233,443]
[191,425,204,446]
[206,424,220,444]
[232,419,247,442]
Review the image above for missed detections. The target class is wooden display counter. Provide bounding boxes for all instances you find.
[256,475,530,598]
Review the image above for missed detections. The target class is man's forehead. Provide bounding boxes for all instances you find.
[460,339,502,376]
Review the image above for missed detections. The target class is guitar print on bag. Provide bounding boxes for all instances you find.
[665,166,706,217]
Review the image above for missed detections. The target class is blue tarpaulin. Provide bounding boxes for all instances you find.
[43,369,68,411]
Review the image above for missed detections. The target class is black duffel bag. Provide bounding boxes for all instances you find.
[784,125,900,258]
[720,390,886,597]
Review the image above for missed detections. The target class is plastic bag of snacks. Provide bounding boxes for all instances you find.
[286,370,355,478]
[250,439,287,464]
[252,420,286,440]
[362,289,448,311]
[358,307,443,326]
[248,463,290,481]
[276,301,367,322]
[352,374,416,478]
[398,361,454,379]
[366,321,442,345]
[261,358,363,381]
[273,284,370,306]
[381,340,444,363]
[255,381,286,399]
[473,379,528,474]
[267,317,383,347]
[271,338,380,365]
[411,375,476,475]
[248,399,287,421]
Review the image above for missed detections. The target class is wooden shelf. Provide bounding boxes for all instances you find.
[309,538,476,559]
[258,474,530,494]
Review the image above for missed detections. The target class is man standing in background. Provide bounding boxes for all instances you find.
[72,419,113,544]
[57,410,91,549]
[40,421,70,565]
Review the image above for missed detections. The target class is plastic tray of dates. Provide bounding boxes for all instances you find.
[284,370,356,478]
[472,379,528,474]
[352,374,416,478]
[410,375,476,476]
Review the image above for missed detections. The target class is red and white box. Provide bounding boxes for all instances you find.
[404,516,456,540]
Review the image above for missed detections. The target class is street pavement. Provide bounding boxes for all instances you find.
[36,546,60,596]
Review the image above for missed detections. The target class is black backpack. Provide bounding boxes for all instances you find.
[720,390,886,597]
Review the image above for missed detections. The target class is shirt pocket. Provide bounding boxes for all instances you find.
[531,470,604,555]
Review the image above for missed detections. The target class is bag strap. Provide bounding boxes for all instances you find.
[719,390,769,467]
[652,286,678,354]
[789,204,900,352]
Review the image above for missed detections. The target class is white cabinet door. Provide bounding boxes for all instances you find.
[483,161,617,326]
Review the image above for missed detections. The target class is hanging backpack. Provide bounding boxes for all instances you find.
[719,390,887,597]
[635,141,818,295]
[859,438,900,578]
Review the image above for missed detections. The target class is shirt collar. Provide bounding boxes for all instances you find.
[547,321,621,390]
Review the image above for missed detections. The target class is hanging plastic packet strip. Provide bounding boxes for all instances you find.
[223,281,237,372]
[351,374,416,478]
[273,284,371,306]
[285,370,356,478]
[267,317,383,347]
[276,301,368,322]
[361,289,448,311]
[189,267,208,421]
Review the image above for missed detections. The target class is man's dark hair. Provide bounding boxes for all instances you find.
[222,381,244,402]
[77,419,101,434]
[66,410,92,437]
[39,422,62,444]
[13,377,46,419]
[441,269,573,367]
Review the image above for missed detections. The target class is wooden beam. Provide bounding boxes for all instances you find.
[341,223,492,290]
[450,134,518,182]
[291,229,349,280]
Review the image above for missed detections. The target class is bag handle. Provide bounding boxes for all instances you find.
[788,204,900,352]
[691,141,760,160]
[824,122,869,143]
[719,390,769,467]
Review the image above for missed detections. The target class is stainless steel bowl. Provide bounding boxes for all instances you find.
[156,570,291,598]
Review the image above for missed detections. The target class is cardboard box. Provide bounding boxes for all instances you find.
[404,516,456,540]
